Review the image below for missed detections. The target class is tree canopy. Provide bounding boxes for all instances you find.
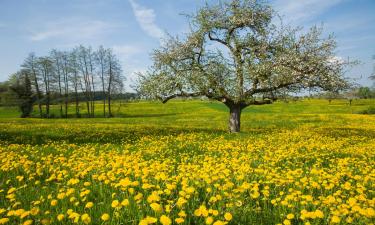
[137,0,355,132]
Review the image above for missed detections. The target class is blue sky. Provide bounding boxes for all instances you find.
[0,0,374,90]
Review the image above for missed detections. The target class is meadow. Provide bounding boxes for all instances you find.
[0,99,374,225]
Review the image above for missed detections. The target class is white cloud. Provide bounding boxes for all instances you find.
[128,0,165,39]
[112,44,148,91]
[273,0,344,24]
[112,44,143,60]
[30,19,119,41]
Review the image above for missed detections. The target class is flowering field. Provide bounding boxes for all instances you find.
[0,99,374,225]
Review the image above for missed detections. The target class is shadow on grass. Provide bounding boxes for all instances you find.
[0,124,284,145]
[0,127,227,145]
[115,113,180,118]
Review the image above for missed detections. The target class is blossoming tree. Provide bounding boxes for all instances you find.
[137,0,353,132]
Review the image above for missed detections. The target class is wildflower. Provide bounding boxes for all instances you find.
[111,200,119,208]
[101,213,110,221]
[160,215,172,225]
[81,213,91,224]
[0,218,9,224]
[57,214,65,221]
[50,200,58,206]
[206,217,214,224]
[224,212,232,221]
[331,216,340,223]
[85,202,94,209]
[23,220,33,225]
[213,220,225,225]
[150,203,163,213]
[121,199,129,206]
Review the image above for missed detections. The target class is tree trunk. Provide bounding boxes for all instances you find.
[228,104,242,133]
[46,92,50,118]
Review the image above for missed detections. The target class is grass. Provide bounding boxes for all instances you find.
[0,99,374,225]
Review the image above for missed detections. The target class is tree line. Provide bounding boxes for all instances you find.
[2,45,124,118]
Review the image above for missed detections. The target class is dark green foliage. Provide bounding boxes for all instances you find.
[357,87,374,99]
[9,72,35,118]
[359,106,375,114]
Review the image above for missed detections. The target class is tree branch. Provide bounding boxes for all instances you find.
[159,92,203,103]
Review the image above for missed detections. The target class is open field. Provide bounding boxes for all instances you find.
[0,99,374,225]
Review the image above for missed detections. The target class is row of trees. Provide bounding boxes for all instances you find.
[8,45,124,118]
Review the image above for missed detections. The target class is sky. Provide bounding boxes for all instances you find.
[0,0,374,90]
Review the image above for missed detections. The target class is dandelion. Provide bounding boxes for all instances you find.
[206,217,214,224]
[85,202,94,209]
[224,212,232,221]
[111,200,119,208]
[150,203,163,213]
[101,213,110,221]
[160,215,172,225]
[23,220,33,225]
[81,213,91,224]
[57,214,65,221]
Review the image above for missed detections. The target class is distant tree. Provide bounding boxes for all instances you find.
[370,55,375,86]
[69,50,82,117]
[137,0,354,132]
[357,87,372,99]
[38,57,54,118]
[22,53,43,117]
[9,71,35,117]
[325,91,339,104]
[96,46,108,117]
[107,49,123,117]
[51,49,65,117]
[10,45,125,118]
[61,51,70,118]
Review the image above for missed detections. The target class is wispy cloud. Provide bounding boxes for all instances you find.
[128,0,165,39]
[273,0,344,24]
[112,44,144,60]
[112,44,147,91]
[29,18,119,42]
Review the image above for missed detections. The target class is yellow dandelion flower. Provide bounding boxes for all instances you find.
[175,218,184,224]
[101,213,110,221]
[331,216,340,223]
[224,212,232,221]
[57,214,65,221]
[85,202,94,209]
[81,213,91,224]
[213,220,225,225]
[50,200,58,207]
[206,217,214,224]
[23,220,33,225]
[287,214,294,220]
[0,218,9,224]
[121,199,129,206]
[111,200,119,208]
[150,203,163,213]
[160,215,172,225]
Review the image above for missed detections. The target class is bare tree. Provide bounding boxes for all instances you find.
[38,57,54,118]
[137,0,354,132]
[51,50,65,117]
[22,53,43,117]
[107,49,123,117]
[70,50,81,117]
[96,46,108,117]
[61,51,70,118]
